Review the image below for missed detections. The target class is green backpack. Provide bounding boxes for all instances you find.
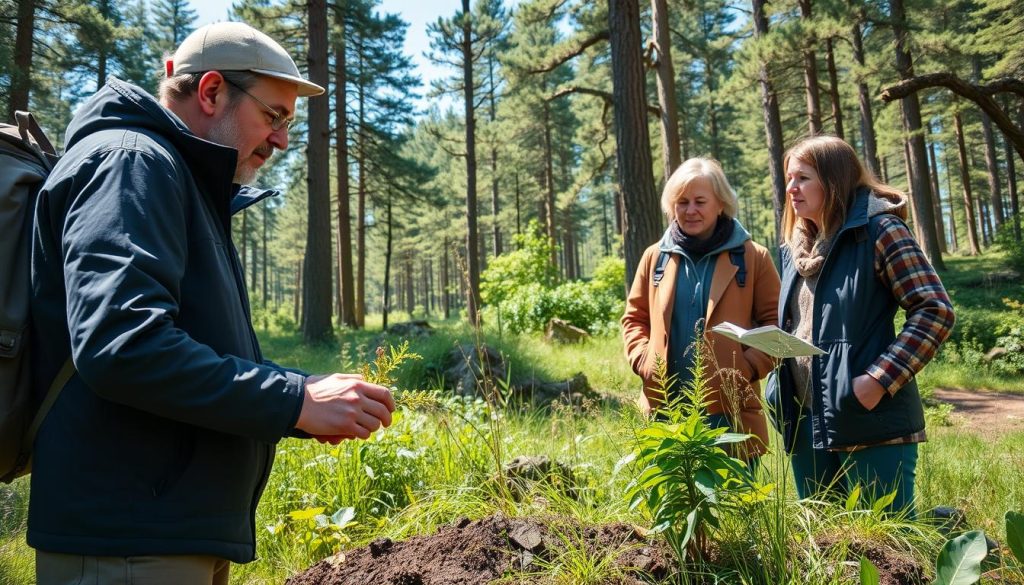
[0,112,73,483]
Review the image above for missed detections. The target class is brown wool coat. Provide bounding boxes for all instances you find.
[621,239,781,457]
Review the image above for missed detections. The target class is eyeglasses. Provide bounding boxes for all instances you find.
[223,78,294,131]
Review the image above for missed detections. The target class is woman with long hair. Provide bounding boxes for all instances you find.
[767,135,955,513]
[623,157,780,462]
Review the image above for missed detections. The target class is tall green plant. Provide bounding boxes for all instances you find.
[624,348,760,562]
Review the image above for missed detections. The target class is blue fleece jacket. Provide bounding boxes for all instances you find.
[29,78,306,563]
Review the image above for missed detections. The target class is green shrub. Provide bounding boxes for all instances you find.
[482,224,625,335]
[480,223,557,307]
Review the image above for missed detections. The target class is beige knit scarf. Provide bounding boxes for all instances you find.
[790,220,835,278]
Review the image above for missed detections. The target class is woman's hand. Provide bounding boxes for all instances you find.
[853,374,886,411]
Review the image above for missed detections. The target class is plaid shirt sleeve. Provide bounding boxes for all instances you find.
[866,216,955,395]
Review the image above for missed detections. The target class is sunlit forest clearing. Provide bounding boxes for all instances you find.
[2,0,1023,582]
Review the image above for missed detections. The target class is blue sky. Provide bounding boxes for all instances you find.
[190,0,456,98]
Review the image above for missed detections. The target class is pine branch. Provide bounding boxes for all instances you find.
[526,30,610,74]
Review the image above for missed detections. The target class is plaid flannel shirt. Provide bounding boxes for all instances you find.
[865,216,956,396]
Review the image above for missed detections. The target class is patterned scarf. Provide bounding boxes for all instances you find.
[669,215,734,258]
[790,220,835,278]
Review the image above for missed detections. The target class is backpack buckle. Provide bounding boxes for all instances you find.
[0,330,19,358]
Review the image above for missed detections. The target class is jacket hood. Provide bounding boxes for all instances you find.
[842,186,909,232]
[658,217,751,257]
[867,191,907,219]
[65,79,241,211]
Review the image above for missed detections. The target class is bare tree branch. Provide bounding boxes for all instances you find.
[527,30,610,74]
[547,85,660,116]
[880,73,1024,162]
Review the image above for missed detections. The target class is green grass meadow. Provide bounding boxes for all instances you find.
[2,251,1023,584]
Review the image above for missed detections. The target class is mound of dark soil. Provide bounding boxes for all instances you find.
[286,515,671,585]
[817,535,927,585]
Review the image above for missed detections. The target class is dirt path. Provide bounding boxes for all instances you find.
[931,388,1024,436]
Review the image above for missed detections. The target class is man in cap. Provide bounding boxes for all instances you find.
[29,22,394,583]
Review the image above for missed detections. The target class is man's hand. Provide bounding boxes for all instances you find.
[296,373,395,440]
[853,374,886,411]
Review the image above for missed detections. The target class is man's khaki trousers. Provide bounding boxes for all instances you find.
[36,551,230,585]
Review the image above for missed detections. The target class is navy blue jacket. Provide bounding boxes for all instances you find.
[765,189,927,452]
[29,79,306,562]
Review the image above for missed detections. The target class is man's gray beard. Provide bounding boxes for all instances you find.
[207,113,259,185]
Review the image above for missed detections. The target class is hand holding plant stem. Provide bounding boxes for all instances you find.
[306,342,425,445]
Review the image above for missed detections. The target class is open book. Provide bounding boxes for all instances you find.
[710,322,825,359]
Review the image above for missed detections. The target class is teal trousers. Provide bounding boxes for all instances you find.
[789,413,918,515]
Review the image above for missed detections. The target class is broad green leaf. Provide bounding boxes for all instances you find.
[331,507,356,529]
[935,530,987,585]
[871,490,897,515]
[712,432,751,445]
[679,508,698,558]
[846,485,862,511]
[1007,511,1024,564]
[289,506,326,521]
[859,556,880,585]
[694,469,718,498]
[613,452,637,475]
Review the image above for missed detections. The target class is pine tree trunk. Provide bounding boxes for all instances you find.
[262,203,269,312]
[542,101,559,273]
[927,133,948,253]
[752,0,786,241]
[890,0,945,269]
[96,0,110,90]
[943,146,960,251]
[1004,107,1021,241]
[425,258,433,315]
[651,0,681,182]
[489,57,502,257]
[294,261,301,325]
[406,253,415,315]
[563,209,577,280]
[240,210,248,275]
[974,58,1004,229]
[9,0,35,119]
[461,0,481,325]
[602,190,611,255]
[251,228,258,296]
[442,239,450,320]
[902,141,924,243]
[335,8,357,328]
[382,196,393,331]
[954,110,982,255]
[356,50,367,328]
[302,0,334,343]
[705,61,720,160]
[825,37,844,139]
[852,2,881,178]
[799,0,823,134]
[609,0,661,286]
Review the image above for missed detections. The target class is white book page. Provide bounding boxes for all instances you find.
[710,322,825,358]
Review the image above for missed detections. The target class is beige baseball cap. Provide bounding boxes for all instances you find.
[168,22,325,97]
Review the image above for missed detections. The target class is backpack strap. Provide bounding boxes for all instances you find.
[14,111,56,157]
[652,251,671,287]
[729,245,746,288]
[14,357,75,476]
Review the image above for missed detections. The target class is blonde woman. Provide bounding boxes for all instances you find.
[766,135,955,513]
[623,157,780,462]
